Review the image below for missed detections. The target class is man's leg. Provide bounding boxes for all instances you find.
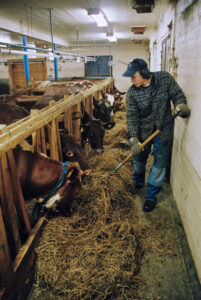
[144,135,170,212]
[133,143,151,188]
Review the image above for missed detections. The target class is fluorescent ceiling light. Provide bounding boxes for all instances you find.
[88,8,108,27]
[106,32,117,42]
[107,36,117,42]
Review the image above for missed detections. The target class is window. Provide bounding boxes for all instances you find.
[161,37,170,71]
[85,55,112,78]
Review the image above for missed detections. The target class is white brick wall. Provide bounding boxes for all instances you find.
[172,0,201,281]
[151,0,201,281]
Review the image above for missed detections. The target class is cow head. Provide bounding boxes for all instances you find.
[45,162,82,215]
[81,119,115,153]
[93,97,112,123]
[60,129,91,175]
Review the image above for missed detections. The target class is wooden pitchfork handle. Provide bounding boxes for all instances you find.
[110,112,179,175]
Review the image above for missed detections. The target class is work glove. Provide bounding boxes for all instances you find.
[175,103,190,118]
[129,137,142,156]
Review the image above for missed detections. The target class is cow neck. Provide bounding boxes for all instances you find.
[40,161,69,206]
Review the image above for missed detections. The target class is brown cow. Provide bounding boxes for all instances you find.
[81,108,115,153]
[0,103,29,125]
[14,148,82,217]
[60,130,91,175]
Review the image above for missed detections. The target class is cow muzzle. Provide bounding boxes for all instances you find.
[81,169,91,176]
[94,148,104,154]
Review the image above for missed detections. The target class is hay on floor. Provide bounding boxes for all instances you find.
[34,111,144,299]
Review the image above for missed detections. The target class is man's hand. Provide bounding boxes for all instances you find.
[129,137,141,156]
[175,103,190,118]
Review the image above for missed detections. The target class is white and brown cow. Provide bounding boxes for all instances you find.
[13,148,82,218]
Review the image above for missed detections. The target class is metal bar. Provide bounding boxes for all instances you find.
[0,42,96,61]
[53,43,58,80]
[22,36,30,87]
[49,8,54,48]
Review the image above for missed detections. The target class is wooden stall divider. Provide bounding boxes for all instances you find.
[102,86,106,94]
[64,107,73,134]
[55,118,63,162]
[7,150,31,235]
[72,103,82,142]
[85,95,93,116]
[40,126,47,155]
[30,110,37,151]
[0,202,13,290]
[0,153,21,257]
[49,101,59,160]
[36,129,42,153]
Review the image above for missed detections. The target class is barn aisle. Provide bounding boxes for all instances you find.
[27,111,199,300]
[133,175,195,299]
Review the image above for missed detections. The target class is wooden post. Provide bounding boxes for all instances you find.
[31,109,43,153]
[64,107,73,134]
[85,95,93,116]
[0,205,13,289]
[40,126,47,155]
[30,110,37,151]
[71,103,81,142]
[0,153,21,257]
[7,149,31,234]
[55,118,63,161]
[49,101,59,160]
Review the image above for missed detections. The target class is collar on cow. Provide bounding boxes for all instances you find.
[41,161,69,205]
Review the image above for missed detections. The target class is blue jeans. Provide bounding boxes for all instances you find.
[132,134,171,203]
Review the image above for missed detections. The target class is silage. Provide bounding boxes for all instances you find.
[34,111,144,299]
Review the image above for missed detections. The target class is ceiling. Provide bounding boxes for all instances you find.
[0,0,174,49]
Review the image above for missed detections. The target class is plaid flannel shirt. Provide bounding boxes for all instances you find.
[126,71,187,144]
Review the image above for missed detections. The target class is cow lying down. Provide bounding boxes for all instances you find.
[14,148,82,222]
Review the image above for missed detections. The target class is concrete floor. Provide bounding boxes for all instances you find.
[134,180,201,300]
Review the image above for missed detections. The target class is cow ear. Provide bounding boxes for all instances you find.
[59,128,69,136]
[103,121,115,130]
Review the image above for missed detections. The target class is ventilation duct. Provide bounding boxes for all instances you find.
[132,0,155,13]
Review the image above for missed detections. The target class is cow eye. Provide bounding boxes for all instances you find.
[66,151,74,157]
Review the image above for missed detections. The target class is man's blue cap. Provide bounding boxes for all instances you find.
[122,58,147,77]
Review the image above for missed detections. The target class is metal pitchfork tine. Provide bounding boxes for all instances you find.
[109,112,179,176]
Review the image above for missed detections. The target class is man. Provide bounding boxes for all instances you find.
[123,58,190,212]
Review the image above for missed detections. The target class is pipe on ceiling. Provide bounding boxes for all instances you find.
[0,41,96,61]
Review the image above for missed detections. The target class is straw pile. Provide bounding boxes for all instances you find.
[34,111,144,299]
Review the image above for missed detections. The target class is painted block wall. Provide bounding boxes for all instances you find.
[150,0,201,281]
[47,42,149,91]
